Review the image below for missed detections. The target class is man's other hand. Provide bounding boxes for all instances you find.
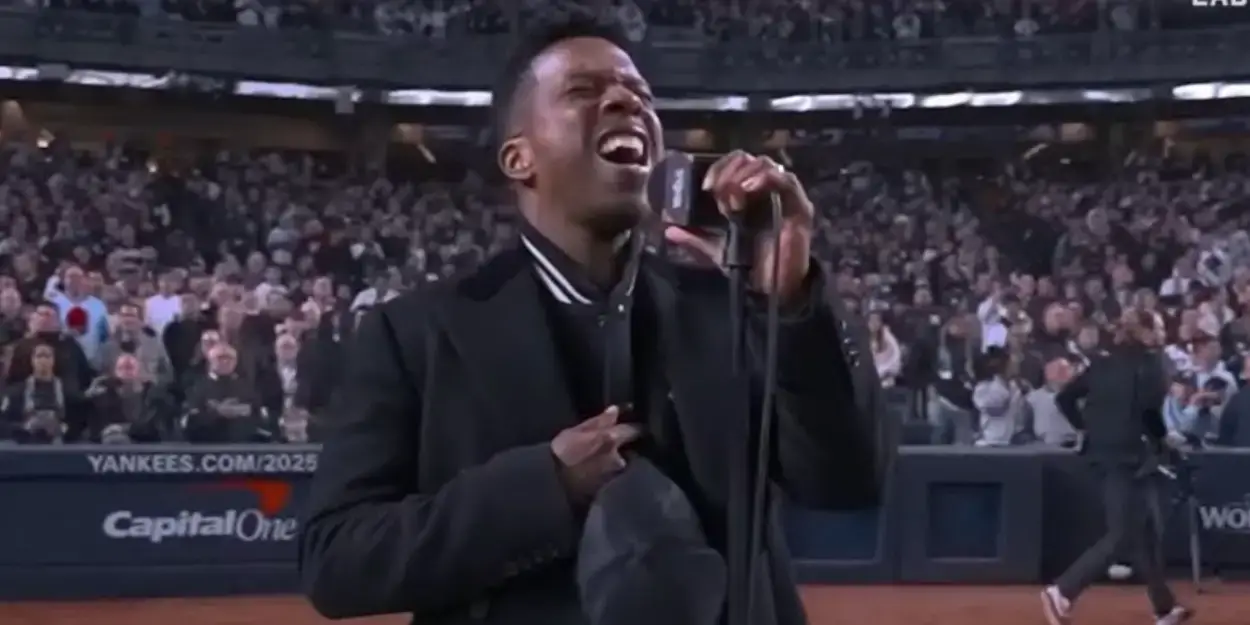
[551,405,641,503]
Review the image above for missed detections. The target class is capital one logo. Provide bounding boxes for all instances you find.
[102,479,300,544]
[1198,495,1250,534]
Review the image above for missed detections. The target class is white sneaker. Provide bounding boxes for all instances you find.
[1041,586,1072,625]
[1107,563,1133,580]
[1156,605,1194,625]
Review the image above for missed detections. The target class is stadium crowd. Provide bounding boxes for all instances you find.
[13,0,1250,38]
[1,0,1249,449]
[0,131,1249,448]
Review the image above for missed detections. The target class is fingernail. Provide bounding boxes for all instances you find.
[701,172,713,191]
[743,178,760,192]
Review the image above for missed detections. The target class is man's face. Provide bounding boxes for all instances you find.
[312,277,332,300]
[1170,382,1192,400]
[503,36,663,236]
[181,293,200,317]
[31,305,58,333]
[267,293,291,318]
[64,267,85,295]
[1198,342,1220,366]
[31,345,54,373]
[0,288,20,315]
[275,335,299,362]
[118,305,142,333]
[209,346,237,376]
[1045,359,1073,387]
[200,330,221,356]
[1016,275,1035,297]
[912,288,931,307]
[115,355,140,381]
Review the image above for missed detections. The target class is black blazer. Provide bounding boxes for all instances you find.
[298,246,894,625]
[1055,344,1169,464]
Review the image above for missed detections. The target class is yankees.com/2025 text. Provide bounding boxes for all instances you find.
[86,451,318,475]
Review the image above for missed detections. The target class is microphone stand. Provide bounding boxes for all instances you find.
[724,200,783,625]
[724,213,755,625]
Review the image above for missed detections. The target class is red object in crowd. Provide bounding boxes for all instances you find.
[65,306,89,334]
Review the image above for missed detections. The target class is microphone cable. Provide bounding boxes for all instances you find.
[724,193,785,625]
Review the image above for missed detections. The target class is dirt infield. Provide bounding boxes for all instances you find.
[2,584,1246,625]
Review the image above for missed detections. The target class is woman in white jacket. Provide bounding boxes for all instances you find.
[868,311,901,388]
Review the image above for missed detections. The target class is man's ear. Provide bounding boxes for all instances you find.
[498,136,533,184]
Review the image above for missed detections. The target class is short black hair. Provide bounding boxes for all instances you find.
[490,8,633,151]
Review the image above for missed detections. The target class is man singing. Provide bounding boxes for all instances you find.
[1042,309,1193,625]
[299,12,892,625]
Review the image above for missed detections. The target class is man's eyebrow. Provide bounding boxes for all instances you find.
[565,70,651,91]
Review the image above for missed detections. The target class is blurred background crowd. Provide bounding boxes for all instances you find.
[0,0,1249,450]
[19,0,1250,38]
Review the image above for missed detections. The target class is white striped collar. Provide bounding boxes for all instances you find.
[522,235,595,305]
[520,231,639,306]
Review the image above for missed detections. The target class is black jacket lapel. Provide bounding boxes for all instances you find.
[436,248,580,443]
[641,260,745,507]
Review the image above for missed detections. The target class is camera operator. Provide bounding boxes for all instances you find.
[1041,309,1193,625]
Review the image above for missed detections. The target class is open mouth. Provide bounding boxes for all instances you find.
[596,132,649,168]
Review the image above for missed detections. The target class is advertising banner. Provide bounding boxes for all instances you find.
[0,445,1246,600]
[1163,450,1250,567]
[0,446,317,570]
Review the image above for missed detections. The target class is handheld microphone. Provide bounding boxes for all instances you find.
[649,151,775,237]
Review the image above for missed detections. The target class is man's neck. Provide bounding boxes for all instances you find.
[524,212,624,288]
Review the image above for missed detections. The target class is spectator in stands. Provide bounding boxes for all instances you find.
[182,342,272,443]
[163,293,210,386]
[868,311,902,387]
[1192,335,1238,404]
[98,302,174,387]
[82,353,174,444]
[144,272,183,335]
[350,269,402,312]
[977,285,1026,352]
[1162,372,1201,442]
[0,287,25,348]
[1070,323,1103,370]
[5,303,93,393]
[256,331,300,420]
[973,347,1024,446]
[175,328,222,401]
[45,265,110,367]
[1024,355,1079,446]
[1218,353,1250,446]
[1,343,84,444]
[289,306,347,423]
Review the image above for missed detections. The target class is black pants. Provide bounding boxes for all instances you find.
[1055,462,1175,615]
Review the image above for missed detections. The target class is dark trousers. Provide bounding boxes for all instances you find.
[1055,462,1175,615]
